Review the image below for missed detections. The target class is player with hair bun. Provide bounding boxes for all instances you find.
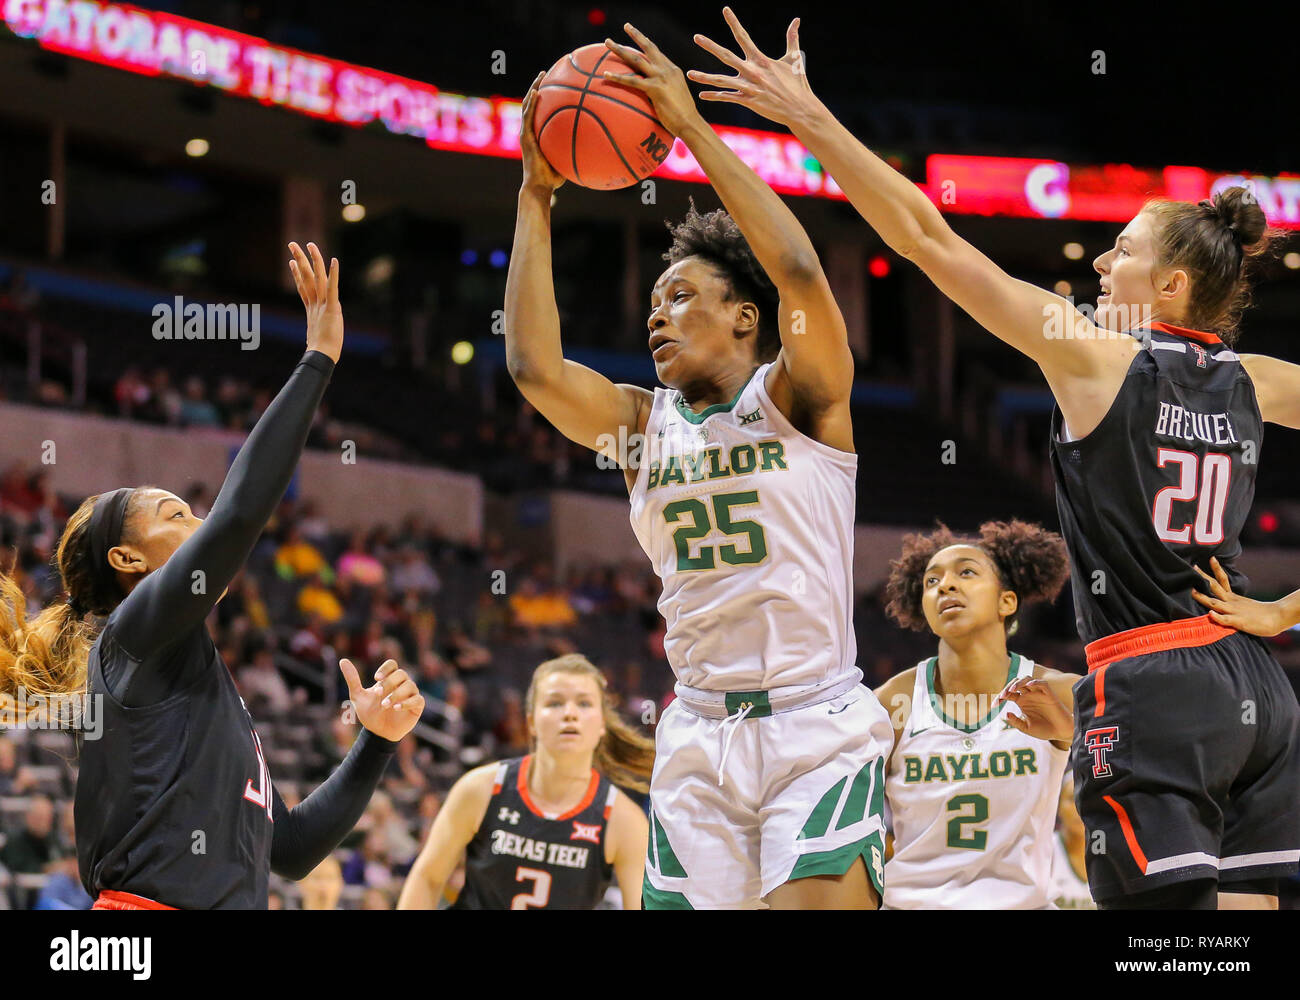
[875,520,1077,908]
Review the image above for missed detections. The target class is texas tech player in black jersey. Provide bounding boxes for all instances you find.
[399,656,651,910]
[1051,321,1258,643]
[0,245,423,909]
[1051,319,1300,907]
[453,756,616,909]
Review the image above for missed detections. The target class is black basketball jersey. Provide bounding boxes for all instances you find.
[452,756,616,910]
[75,625,276,909]
[1050,321,1262,644]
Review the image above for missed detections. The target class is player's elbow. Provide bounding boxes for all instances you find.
[776,249,824,287]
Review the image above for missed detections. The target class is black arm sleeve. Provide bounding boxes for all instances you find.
[269,727,399,881]
[111,351,334,660]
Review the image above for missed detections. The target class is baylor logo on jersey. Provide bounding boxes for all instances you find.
[902,749,1039,783]
[646,438,787,493]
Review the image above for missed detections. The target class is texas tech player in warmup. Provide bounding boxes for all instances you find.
[398,656,651,909]
[0,245,424,909]
[875,522,1075,909]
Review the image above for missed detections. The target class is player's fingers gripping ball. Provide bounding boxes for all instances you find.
[533,42,676,190]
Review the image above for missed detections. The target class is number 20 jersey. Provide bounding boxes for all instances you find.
[628,362,859,694]
[1050,321,1262,644]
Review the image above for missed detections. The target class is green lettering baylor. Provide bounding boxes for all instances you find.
[904,757,922,783]
[1013,748,1037,774]
[730,444,756,475]
[923,756,946,782]
[989,751,1012,777]
[758,440,787,470]
[946,755,970,780]
[967,755,990,779]
[661,456,686,487]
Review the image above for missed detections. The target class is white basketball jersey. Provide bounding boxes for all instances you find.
[628,362,857,694]
[883,653,1069,909]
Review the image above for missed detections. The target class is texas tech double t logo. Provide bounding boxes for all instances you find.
[1084,726,1119,778]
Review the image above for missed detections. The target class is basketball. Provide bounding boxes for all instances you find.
[533,42,676,190]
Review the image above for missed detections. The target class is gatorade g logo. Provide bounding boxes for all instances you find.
[640,131,671,164]
[1084,726,1119,778]
[1190,343,1208,368]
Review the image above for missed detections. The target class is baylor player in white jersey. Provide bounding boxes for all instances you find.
[506,34,892,909]
[876,521,1077,908]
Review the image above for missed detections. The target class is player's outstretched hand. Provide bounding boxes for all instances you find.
[289,241,343,364]
[996,677,1072,746]
[1193,556,1288,637]
[603,23,701,137]
[520,73,566,193]
[688,8,816,128]
[339,658,424,742]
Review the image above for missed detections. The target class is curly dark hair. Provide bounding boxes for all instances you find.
[663,199,781,362]
[884,520,1070,634]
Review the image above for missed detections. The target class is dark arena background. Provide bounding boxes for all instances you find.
[0,0,1298,960]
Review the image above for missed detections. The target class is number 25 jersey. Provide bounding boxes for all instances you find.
[1050,321,1262,644]
[628,362,859,694]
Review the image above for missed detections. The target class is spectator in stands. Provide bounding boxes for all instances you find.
[179,376,221,427]
[336,530,385,588]
[390,545,440,598]
[359,791,419,868]
[0,737,36,796]
[237,647,302,716]
[299,855,343,911]
[415,650,450,704]
[1,795,57,874]
[112,367,150,419]
[297,570,344,624]
[295,500,332,546]
[415,791,442,842]
[33,856,92,910]
[384,736,431,802]
[492,688,529,758]
[288,614,328,663]
[341,828,393,888]
[472,590,508,644]
[0,464,41,520]
[145,367,182,424]
[444,623,491,673]
[276,524,328,580]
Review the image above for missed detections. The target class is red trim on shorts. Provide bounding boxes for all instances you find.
[516,754,601,821]
[1148,321,1222,345]
[92,890,177,910]
[1102,795,1149,874]
[1086,614,1236,673]
[1093,665,1108,717]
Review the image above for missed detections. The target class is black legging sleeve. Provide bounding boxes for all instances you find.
[112,351,334,661]
[269,727,398,881]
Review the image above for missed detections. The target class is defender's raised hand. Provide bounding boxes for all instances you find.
[690,8,817,128]
[288,241,342,364]
[603,23,703,137]
[340,658,424,742]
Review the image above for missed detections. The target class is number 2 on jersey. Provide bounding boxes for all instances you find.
[1152,448,1230,546]
[663,491,768,571]
[511,866,552,909]
[946,793,989,850]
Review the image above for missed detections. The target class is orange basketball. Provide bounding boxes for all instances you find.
[533,43,676,191]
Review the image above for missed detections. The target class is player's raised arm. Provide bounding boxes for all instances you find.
[605,23,851,411]
[689,10,1133,389]
[1240,354,1300,428]
[505,75,651,462]
[396,764,495,909]
[111,243,341,659]
[604,789,650,909]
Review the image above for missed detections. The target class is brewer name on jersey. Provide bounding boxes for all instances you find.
[901,748,1040,783]
[489,829,592,869]
[1154,402,1239,446]
[646,437,787,493]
